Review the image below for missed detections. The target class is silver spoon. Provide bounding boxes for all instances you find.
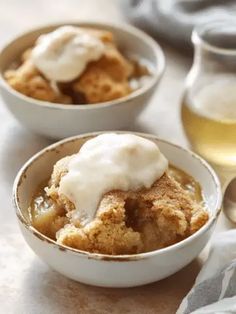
[223,177,236,223]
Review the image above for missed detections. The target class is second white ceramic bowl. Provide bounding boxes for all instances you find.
[0,22,165,139]
[13,132,222,288]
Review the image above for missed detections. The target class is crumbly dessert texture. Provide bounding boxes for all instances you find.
[72,47,133,103]
[4,59,72,104]
[4,28,140,104]
[31,155,209,255]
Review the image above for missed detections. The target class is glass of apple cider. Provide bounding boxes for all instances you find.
[181,21,236,174]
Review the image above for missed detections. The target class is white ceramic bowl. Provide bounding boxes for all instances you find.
[13,132,222,288]
[0,22,165,139]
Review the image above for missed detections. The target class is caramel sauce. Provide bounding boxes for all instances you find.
[30,165,204,226]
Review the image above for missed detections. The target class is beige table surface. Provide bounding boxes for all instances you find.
[0,1,234,313]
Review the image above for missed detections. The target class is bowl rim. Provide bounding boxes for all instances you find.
[13,131,222,261]
[0,21,165,110]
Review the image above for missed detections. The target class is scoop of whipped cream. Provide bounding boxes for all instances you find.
[59,133,168,225]
[31,26,105,82]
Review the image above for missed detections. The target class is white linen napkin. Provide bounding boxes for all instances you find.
[177,230,236,314]
[121,0,236,47]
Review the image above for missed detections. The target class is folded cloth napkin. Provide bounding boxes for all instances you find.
[177,230,236,314]
[121,0,236,47]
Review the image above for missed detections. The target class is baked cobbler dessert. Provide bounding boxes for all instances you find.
[29,133,209,255]
[4,26,151,104]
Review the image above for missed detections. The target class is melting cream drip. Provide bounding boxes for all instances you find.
[32,25,105,82]
[59,133,168,224]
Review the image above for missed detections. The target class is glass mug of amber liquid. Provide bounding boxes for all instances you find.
[181,21,236,182]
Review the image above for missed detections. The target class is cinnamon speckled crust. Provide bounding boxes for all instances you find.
[45,155,75,212]
[72,46,133,104]
[72,31,134,104]
[4,28,137,104]
[33,155,209,255]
